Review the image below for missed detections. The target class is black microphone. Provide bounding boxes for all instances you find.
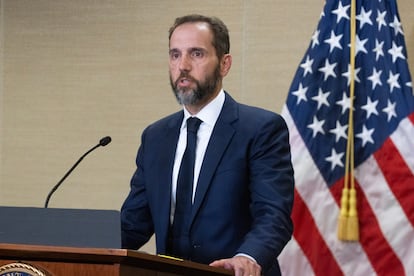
[44,136,112,208]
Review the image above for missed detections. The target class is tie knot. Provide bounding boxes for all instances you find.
[186,117,202,133]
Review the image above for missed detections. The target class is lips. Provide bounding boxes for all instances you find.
[177,76,194,87]
[179,78,191,85]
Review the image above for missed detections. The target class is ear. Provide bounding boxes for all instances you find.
[220,54,232,77]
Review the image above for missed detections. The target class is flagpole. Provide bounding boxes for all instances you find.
[338,0,359,242]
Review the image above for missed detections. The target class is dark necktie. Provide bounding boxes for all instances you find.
[170,117,202,256]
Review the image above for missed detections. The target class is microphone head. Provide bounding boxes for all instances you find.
[99,136,112,146]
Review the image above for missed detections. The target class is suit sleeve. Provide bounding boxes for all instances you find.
[120,129,154,249]
[237,113,294,271]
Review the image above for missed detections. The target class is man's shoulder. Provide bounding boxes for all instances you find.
[224,91,280,118]
[144,110,183,133]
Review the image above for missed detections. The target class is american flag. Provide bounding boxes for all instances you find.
[278,0,414,275]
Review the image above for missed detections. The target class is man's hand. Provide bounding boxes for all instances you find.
[209,255,262,276]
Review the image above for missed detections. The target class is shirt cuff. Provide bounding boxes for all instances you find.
[235,253,258,263]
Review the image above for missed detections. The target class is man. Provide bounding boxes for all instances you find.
[121,14,294,276]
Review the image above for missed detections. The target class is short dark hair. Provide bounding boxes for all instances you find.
[168,14,230,59]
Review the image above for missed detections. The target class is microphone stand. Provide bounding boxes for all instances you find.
[44,136,111,208]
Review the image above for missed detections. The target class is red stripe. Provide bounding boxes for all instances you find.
[331,179,405,275]
[354,180,405,275]
[409,112,414,124]
[292,189,343,276]
[374,137,414,227]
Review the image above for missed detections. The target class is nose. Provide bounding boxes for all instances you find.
[178,54,191,72]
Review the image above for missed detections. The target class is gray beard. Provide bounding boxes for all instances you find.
[170,67,221,106]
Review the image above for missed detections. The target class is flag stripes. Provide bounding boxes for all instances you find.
[280,108,413,275]
[278,0,414,274]
[374,137,414,227]
[391,113,414,175]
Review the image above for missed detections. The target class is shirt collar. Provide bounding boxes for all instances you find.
[182,89,225,129]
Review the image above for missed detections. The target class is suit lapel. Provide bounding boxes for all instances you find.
[156,112,183,249]
[190,93,238,223]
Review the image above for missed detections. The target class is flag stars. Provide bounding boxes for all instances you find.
[324,31,343,53]
[320,10,325,20]
[286,1,414,179]
[292,83,308,105]
[332,2,350,23]
[300,56,314,77]
[325,149,344,170]
[361,97,379,119]
[389,16,404,36]
[342,64,361,86]
[336,92,353,115]
[388,41,405,63]
[311,29,320,48]
[353,35,369,56]
[356,7,373,29]
[319,59,337,81]
[387,71,401,92]
[367,68,383,90]
[373,39,385,61]
[329,121,348,142]
[356,125,375,147]
[307,115,325,138]
[283,1,414,269]
[376,10,387,31]
[312,88,330,109]
[383,99,397,121]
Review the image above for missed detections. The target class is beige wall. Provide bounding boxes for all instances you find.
[1,0,413,252]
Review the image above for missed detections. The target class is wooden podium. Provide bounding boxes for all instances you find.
[0,243,232,276]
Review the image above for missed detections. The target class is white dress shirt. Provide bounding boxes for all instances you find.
[170,90,225,223]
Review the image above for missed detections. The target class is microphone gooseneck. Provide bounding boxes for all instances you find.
[44,136,112,208]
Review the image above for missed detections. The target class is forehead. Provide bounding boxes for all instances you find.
[169,22,214,50]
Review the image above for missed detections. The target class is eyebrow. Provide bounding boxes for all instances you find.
[169,47,207,53]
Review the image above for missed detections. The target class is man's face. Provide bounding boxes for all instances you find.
[169,22,221,106]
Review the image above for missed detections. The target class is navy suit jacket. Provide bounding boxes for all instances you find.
[121,92,294,275]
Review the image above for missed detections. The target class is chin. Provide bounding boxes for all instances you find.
[175,91,194,105]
